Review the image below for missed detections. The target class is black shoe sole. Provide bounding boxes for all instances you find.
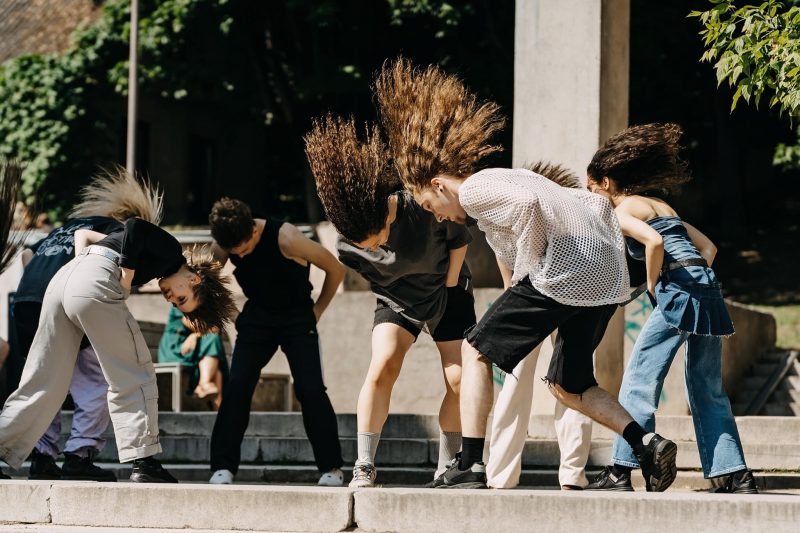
[28,474,61,480]
[437,482,488,489]
[129,474,178,483]
[646,439,678,492]
[61,475,117,482]
[585,485,634,492]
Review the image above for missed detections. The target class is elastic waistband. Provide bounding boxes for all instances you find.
[80,245,120,264]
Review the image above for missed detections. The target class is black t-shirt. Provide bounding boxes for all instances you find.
[96,218,186,286]
[15,216,123,304]
[230,217,314,314]
[337,191,472,328]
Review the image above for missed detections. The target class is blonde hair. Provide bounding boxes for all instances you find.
[524,161,583,189]
[70,166,163,224]
[373,58,506,192]
[304,114,398,242]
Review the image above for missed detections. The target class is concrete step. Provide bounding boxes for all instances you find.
[63,434,800,471]
[0,482,797,532]
[6,462,800,490]
[763,403,800,416]
[769,388,800,403]
[752,362,780,377]
[55,412,800,443]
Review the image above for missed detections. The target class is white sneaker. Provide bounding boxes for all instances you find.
[209,469,234,484]
[348,462,377,488]
[318,468,344,487]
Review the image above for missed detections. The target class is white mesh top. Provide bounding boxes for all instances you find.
[459,168,630,307]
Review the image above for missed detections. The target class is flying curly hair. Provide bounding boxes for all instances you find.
[70,166,163,224]
[374,58,506,192]
[181,245,237,335]
[587,123,691,195]
[524,160,583,189]
[304,114,399,243]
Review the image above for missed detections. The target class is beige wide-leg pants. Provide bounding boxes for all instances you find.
[487,340,592,488]
[0,252,160,469]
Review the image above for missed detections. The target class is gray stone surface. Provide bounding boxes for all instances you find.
[0,481,51,523]
[354,488,800,533]
[49,484,353,532]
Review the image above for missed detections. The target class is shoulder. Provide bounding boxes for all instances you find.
[616,196,655,221]
[277,221,304,249]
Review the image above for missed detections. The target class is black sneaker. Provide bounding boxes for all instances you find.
[586,466,634,491]
[713,469,758,494]
[435,458,487,489]
[0,466,10,480]
[28,449,62,480]
[425,463,451,488]
[129,457,178,483]
[634,433,677,492]
[61,453,117,482]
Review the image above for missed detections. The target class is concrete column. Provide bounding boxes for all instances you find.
[514,0,630,411]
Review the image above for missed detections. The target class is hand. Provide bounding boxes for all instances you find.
[120,267,135,291]
[181,334,199,355]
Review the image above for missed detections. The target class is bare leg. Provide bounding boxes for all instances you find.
[460,341,494,438]
[435,339,462,433]
[356,323,415,433]
[549,384,633,435]
[195,356,220,399]
[211,367,223,410]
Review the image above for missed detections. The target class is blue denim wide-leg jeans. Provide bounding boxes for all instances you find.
[611,306,747,478]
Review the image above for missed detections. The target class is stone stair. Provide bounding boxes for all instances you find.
[6,412,799,489]
[733,350,800,415]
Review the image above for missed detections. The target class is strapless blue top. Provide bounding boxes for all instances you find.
[626,216,734,336]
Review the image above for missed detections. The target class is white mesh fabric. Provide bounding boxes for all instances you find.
[459,168,629,306]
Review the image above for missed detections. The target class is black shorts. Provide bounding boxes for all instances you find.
[465,277,616,394]
[373,286,477,342]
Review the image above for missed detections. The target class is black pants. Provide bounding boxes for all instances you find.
[210,303,343,474]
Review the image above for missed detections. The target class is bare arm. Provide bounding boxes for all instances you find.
[496,256,513,290]
[74,229,108,257]
[445,244,468,287]
[279,224,345,322]
[683,221,717,266]
[20,248,33,267]
[615,210,664,295]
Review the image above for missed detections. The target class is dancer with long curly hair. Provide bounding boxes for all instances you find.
[374,59,678,491]
[306,115,474,487]
[585,123,756,494]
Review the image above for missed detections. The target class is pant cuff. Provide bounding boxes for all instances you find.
[612,458,640,469]
[0,448,28,470]
[117,442,162,463]
[708,464,747,479]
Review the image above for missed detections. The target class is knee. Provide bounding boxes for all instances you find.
[461,340,491,368]
[548,383,580,408]
[366,358,402,392]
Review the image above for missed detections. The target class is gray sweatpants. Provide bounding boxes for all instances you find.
[0,252,160,469]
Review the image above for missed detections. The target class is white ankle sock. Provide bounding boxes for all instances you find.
[357,432,380,465]
[642,432,656,445]
[436,431,462,476]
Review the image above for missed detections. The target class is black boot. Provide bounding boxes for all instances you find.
[61,452,117,482]
[130,457,178,483]
[28,449,62,480]
[714,469,759,494]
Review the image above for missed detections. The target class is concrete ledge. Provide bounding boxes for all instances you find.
[353,488,800,533]
[0,480,51,523]
[48,484,353,532]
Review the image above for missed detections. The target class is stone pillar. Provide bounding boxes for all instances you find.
[514,0,630,412]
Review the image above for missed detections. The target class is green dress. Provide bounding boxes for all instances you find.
[157,307,228,394]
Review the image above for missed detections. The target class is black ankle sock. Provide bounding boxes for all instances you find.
[622,422,647,454]
[460,437,485,470]
[612,464,632,476]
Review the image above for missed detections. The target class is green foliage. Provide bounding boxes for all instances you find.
[690,0,800,115]
[0,0,236,217]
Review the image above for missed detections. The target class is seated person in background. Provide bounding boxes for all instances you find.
[158,307,228,410]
